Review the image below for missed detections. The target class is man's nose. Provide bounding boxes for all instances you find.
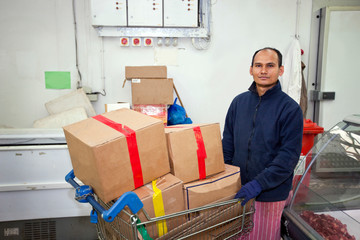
[260,67,267,73]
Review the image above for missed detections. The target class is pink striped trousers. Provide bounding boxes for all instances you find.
[239,200,286,240]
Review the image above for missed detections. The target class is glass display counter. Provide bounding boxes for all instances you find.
[282,114,360,240]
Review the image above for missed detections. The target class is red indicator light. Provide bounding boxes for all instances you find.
[145,39,152,45]
[121,38,128,45]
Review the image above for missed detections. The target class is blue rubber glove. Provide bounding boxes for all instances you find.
[235,180,262,206]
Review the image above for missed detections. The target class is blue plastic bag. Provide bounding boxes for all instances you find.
[167,98,192,125]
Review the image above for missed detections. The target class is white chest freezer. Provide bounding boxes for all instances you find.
[0,128,91,222]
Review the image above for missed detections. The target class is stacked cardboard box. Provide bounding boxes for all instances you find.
[165,123,225,183]
[63,87,250,238]
[183,164,241,209]
[63,108,170,203]
[125,66,173,125]
[129,173,186,239]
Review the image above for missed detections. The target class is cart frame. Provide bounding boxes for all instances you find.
[66,170,255,240]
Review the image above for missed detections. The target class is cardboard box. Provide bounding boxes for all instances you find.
[183,164,241,209]
[131,78,173,105]
[125,66,167,79]
[131,173,186,239]
[157,198,254,240]
[133,104,168,125]
[165,123,225,183]
[105,102,130,112]
[63,108,170,203]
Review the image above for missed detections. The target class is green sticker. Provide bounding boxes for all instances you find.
[45,71,71,89]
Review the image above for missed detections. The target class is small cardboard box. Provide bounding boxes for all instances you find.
[63,108,170,203]
[165,123,225,183]
[125,66,167,79]
[131,78,173,105]
[131,173,186,239]
[183,164,241,209]
[104,102,130,112]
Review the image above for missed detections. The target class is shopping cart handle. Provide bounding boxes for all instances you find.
[65,170,143,223]
[103,191,143,222]
[65,170,80,188]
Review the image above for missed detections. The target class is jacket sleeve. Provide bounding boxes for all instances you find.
[255,105,303,190]
[222,101,235,165]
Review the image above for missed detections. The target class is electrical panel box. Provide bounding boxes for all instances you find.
[91,0,127,26]
[164,0,199,27]
[89,0,209,38]
[128,0,163,27]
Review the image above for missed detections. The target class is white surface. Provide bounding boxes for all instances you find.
[0,0,313,129]
[0,189,91,222]
[0,146,71,185]
[91,0,127,26]
[164,0,198,27]
[0,135,91,221]
[319,7,360,130]
[128,0,163,27]
[33,107,87,128]
[45,88,96,117]
[280,38,302,104]
[0,128,66,145]
[105,103,130,112]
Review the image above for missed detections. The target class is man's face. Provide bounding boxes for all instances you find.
[249,49,284,89]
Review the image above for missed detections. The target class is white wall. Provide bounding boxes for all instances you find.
[0,0,313,131]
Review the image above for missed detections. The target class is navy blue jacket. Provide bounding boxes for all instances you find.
[222,81,303,202]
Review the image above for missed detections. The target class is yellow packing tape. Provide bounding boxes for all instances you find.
[152,179,168,236]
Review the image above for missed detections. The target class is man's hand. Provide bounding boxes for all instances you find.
[235,180,262,206]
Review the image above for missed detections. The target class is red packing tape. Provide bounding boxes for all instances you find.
[92,115,144,188]
[193,126,207,179]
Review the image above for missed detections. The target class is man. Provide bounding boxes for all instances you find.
[222,47,303,240]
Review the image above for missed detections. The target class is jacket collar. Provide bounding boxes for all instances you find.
[248,80,282,98]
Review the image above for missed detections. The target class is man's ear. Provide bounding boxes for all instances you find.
[249,66,253,76]
[279,66,284,76]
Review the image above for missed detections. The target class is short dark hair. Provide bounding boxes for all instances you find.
[251,47,283,67]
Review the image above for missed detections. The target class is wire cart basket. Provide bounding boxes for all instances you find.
[66,170,255,240]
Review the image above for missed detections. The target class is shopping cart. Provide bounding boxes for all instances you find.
[66,170,255,240]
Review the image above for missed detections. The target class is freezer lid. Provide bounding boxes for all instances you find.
[343,114,360,125]
[0,128,66,145]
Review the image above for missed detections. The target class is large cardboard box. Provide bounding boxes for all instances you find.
[165,123,225,183]
[131,78,173,105]
[63,108,170,203]
[131,173,186,239]
[125,66,167,79]
[183,164,241,209]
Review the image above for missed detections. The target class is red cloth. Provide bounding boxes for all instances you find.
[239,200,286,240]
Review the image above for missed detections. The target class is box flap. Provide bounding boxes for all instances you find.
[165,123,219,133]
[125,66,167,79]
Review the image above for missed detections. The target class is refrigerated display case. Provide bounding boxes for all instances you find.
[282,114,360,240]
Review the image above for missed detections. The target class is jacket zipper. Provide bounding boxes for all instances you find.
[246,96,262,183]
